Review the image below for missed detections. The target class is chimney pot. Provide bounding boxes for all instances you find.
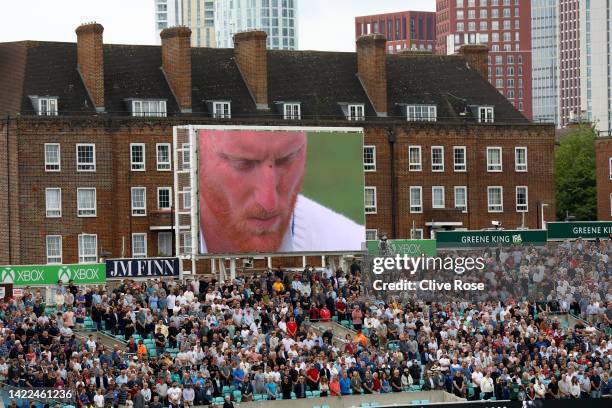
[458,44,489,79]
[76,23,105,111]
[161,26,192,112]
[356,34,387,116]
[233,30,269,109]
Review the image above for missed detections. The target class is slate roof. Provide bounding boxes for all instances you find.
[0,40,529,124]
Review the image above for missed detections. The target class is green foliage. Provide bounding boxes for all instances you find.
[555,126,597,220]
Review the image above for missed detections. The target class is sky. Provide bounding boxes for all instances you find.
[0,0,435,52]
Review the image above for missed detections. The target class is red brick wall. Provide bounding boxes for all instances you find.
[76,23,105,110]
[234,31,268,108]
[357,35,388,115]
[596,137,612,220]
[459,45,489,79]
[161,27,192,111]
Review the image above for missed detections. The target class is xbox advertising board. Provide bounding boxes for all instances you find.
[0,264,105,286]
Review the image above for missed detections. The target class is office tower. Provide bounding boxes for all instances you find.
[155,0,183,44]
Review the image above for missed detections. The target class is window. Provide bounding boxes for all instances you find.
[610,193,612,216]
[180,232,192,254]
[456,0,463,7]
[76,144,96,171]
[410,229,424,239]
[158,232,173,256]
[132,233,147,258]
[479,107,494,123]
[283,103,301,120]
[365,187,377,214]
[348,104,365,121]
[468,9,476,19]
[515,147,528,172]
[131,187,147,216]
[516,186,528,212]
[157,187,172,210]
[431,146,444,172]
[38,97,58,116]
[496,79,503,88]
[365,229,378,241]
[181,188,191,210]
[132,100,167,117]
[364,146,376,171]
[156,143,171,171]
[487,186,503,212]
[487,147,502,172]
[44,144,60,171]
[46,235,62,264]
[408,146,422,171]
[45,188,62,218]
[130,143,145,171]
[407,105,437,122]
[181,143,191,170]
[455,186,467,211]
[609,158,612,179]
[457,10,464,19]
[432,186,445,209]
[480,9,488,18]
[78,234,98,263]
[453,146,466,172]
[457,22,465,32]
[77,188,96,217]
[213,101,231,118]
[410,186,423,213]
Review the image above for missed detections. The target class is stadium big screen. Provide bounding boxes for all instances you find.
[195,126,365,255]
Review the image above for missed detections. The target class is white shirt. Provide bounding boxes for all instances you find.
[94,394,105,408]
[168,387,182,403]
[200,194,364,253]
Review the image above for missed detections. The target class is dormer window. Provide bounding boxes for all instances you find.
[131,100,167,117]
[39,97,58,116]
[212,101,231,119]
[478,106,494,123]
[406,105,437,122]
[283,103,301,120]
[347,104,365,121]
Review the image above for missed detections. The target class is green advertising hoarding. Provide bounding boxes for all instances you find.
[0,264,105,286]
[547,221,612,240]
[436,230,548,249]
[366,240,437,257]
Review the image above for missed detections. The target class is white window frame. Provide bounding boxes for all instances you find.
[431,146,444,172]
[348,104,365,121]
[132,100,167,117]
[158,232,173,257]
[487,147,503,172]
[132,233,148,258]
[156,143,172,171]
[609,158,612,180]
[432,186,445,209]
[76,144,96,172]
[479,106,495,123]
[46,235,62,264]
[365,229,378,241]
[45,188,62,218]
[410,228,424,239]
[157,187,172,210]
[130,143,146,171]
[78,234,98,264]
[181,143,191,170]
[515,147,528,172]
[364,146,376,172]
[283,103,301,120]
[77,188,97,217]
[131,187,147,216]
[213,101,231,119]
[180,231,192,254]
[408,146,422,171]
[407,105,437,122]
[410,186,423,213]
[454,186,468,212]
[610,193,612,216]
[44,143,61,172]
[453,146,467,172]
[516,186,528,212]
[365,186,377,214]
[487,186,504,213]
[38,97,58,116]
[181,187,191,210]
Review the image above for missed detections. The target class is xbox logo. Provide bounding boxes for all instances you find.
[58,266,72,283]
[1,268,15,283]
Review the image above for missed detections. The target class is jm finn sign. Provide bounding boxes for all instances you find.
[105,258,181,279]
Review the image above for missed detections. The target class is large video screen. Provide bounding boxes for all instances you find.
[197,127,365,255]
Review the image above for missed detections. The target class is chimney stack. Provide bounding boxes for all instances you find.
[76,23,105,112]
[233,31,268,109]
[161,27,192,112]
[459,44,489,79]
[356,35,387,116]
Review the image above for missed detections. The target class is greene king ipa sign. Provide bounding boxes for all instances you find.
[366,240,437,257]
[0,264,105,286]
[436,230,548,249]
[547,221,612,240]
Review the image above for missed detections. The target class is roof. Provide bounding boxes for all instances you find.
[0,40,529,124]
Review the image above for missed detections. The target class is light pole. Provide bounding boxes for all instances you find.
[540,203,549,230]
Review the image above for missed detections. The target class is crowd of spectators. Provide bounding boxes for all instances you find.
[0,239,610,408]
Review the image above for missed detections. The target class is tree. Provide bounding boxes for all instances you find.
[555,126,597,220]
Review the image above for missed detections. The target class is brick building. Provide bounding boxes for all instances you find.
[436,0,533,120]
[355,11,437,53]
[0,23,555,268]
[596,136,612,221]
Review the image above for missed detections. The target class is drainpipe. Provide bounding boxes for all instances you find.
[387,128,397,238]
[5,116,11,263]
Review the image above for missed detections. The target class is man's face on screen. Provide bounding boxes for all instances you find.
[199,130,307,253]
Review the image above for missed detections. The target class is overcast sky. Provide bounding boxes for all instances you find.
[0,0,434,51]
